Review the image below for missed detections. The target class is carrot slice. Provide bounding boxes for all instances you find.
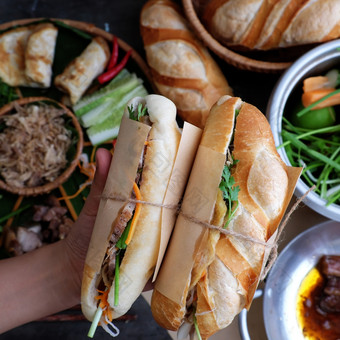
[301,88,340,109]
[303,76,330,92]
[95,288,112,322]
[125,182,142,245]
[5,195,24,228]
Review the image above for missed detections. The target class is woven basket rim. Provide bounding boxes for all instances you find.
[0,97,84,196]
[182,0,292,73]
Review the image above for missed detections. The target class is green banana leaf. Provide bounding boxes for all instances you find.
[0,19,146,258]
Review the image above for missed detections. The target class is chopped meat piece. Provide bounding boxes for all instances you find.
[5,195,74,256]
[319,255,340,277]
[101,201,136,286]
[318,255,340,313]
[324,277,340,296]
[109,202,135,245]
[319,294,340,313]
[17,226,42,253]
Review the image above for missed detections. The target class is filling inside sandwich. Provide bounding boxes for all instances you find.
[88,103,151,338]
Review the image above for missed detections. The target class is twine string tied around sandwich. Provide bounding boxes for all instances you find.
[101,185,314,281]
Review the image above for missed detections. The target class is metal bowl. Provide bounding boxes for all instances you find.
[239,220,340,340]
[266,40,340,222]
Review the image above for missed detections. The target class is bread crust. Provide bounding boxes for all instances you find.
[151,96,290,338]
[202,0,340,50]
[140,0,232,128]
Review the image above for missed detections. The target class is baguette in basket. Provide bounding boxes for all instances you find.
[151,96,301,339]
[201,0,340,50]
[140,0,232,128]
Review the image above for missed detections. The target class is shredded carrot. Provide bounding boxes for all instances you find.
[90,145,97,164]
[302,88,340,109]
[125,182,142,245]
[0,195,24,247]
[58,185,78,221]
[5,195,24,228]
[112,139,117,149]
[58,157,96,203]
[144,141,149,146]
[303,76,331,92]
[95,288,112,323]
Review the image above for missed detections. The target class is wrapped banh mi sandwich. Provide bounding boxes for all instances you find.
[81,94,202,337]
[140,0,233,129]
[54,36,110,105]
[25,23,58,88]
[151,96,302,339]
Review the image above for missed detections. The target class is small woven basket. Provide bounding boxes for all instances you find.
[182,0,293,73]
[0,97,83,196]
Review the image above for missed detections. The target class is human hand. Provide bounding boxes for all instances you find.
[64,148,112,294]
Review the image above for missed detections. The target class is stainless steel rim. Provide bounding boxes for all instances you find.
[266,39,340,221]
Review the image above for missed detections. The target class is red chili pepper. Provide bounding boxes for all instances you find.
[107,36,119,70]
[98,50,132,84]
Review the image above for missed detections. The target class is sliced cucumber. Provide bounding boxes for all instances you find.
[80,77,143,127]
[73,69,131,116]
[87,84,148,145]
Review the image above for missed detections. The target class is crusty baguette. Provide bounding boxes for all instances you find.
[140,0,232,128]
[81,95,181,321]
[151,95,291,338]
[201,0,340,50]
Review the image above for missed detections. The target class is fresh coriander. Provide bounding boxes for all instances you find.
[219,163,240,228]
[128,103,148,121]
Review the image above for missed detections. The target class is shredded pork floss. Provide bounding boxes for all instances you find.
[0,102,72,188]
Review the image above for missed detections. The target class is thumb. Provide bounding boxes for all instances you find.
[80,148,112,220]
[65,148,112,266]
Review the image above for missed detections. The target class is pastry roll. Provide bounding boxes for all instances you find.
[54,36,110,104]
[0,26,34,87]
[25,23,58,88]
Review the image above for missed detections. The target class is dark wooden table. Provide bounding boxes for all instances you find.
[0,0,283,339]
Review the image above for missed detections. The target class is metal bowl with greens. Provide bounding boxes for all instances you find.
[267,40,340,222]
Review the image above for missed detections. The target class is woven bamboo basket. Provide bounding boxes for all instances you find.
[0,97,83,196]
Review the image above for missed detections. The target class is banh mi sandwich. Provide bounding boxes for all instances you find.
[81,94,181,337]
[25,23,58,88]
[151,96,301,339]
[54,36,110,105]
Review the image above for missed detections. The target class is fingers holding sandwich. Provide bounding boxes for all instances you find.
[65,148,112,291]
